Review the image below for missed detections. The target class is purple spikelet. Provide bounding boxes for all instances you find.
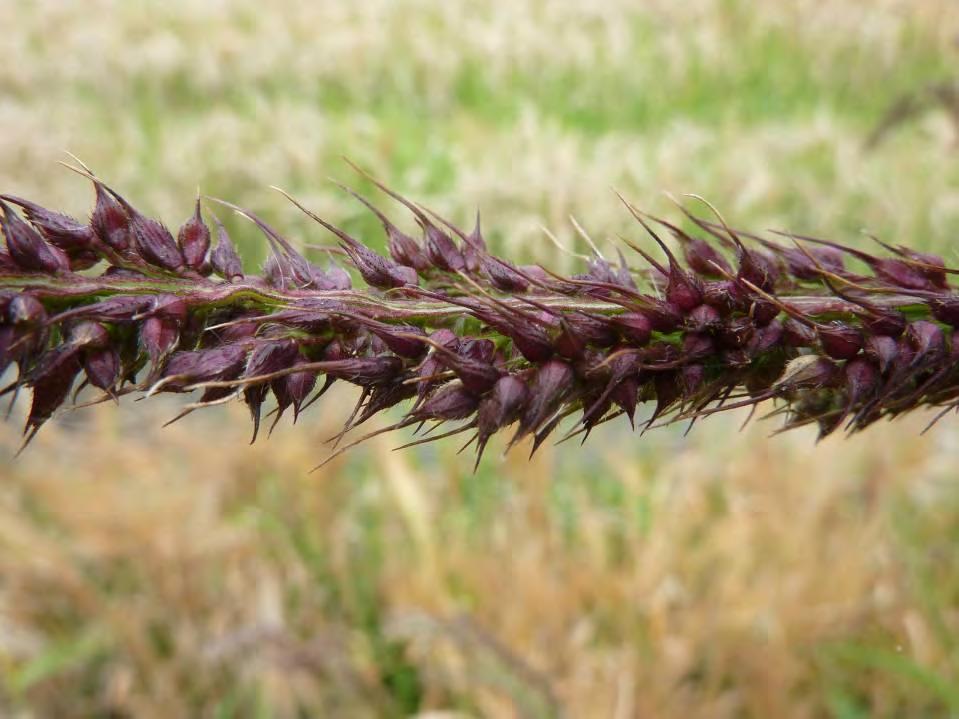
[178,197,212,274]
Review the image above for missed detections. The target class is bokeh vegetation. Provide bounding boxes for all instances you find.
[2,0,959,716]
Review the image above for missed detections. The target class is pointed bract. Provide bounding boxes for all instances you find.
[210,215,244,281]
[1,201,71,274]
[178,198,212,273]
[91,181,131,252]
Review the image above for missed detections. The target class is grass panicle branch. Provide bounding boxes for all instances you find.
[1,164,957,466]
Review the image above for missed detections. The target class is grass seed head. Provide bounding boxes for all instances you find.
[3,167,959,467]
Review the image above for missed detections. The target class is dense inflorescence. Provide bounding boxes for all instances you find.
[1,163,958,468]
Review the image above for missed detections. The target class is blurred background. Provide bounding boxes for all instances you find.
[2,0,959,716]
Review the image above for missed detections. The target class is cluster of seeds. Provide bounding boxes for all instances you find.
[1,162,957,467]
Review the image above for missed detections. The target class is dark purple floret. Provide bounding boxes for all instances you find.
[817,323,863,361]
[514,359,574,443]
[162,343,251,390]
[1,201,71,274]
[412,382,479,421]
[210,215,244,281]
[178,198,212,273]
[90,181,131,253]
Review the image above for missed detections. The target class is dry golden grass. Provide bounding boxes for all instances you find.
[3,0,959,716]
[2,401,958,717]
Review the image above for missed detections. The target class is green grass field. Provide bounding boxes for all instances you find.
[3,1,959,716]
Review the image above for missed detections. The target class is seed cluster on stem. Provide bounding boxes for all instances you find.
[1,162,956,467]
